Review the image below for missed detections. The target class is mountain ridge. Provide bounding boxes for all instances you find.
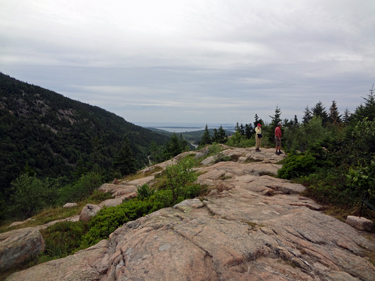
[0,72,169,199]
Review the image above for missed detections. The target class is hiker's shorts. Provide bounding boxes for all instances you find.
[275,137,281,146]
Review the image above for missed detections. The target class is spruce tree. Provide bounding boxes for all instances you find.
[234,122,240,132]
[217,126,227,143]
[343,108,351,124]
[269,106,282,129]
[113,134,136,176]
[200,124,212,146]
[245,124,253,139]
[212,128,219,143]
[254,114,259,129]
[293,115,299,126]
[239,123,245,135]
[269,106,282,144]
[312,101,329,125]
[328,100,342,124]
[352,88,375,122]
[302,106,312,124]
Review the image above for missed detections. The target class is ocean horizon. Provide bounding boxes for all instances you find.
[136,122,236,133]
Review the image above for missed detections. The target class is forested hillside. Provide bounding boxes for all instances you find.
[0,73,169,196]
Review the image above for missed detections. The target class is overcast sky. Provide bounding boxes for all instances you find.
[1,0,374,127]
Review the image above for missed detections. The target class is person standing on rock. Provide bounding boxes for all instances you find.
[275,122,282,155]
[255,123,262,152]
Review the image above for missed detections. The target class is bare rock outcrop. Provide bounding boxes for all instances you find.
[0,228,45,271]
[6,240,109,281]
[4,146,375,280]
[347,216,374,231]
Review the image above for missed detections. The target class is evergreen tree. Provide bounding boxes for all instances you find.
[199,124,212,146]
[302,106,312,124]
[239,123,245,135]
[253,114,259,129]
[352,88,375,122]
[343,108,351,124]
[72,156,88,180]
[113,134,136,176]
[179,134,189,151]
[293,115,299,126]
[150,141,158,164]
[328,100,342,124]
[217,126,227,143]
[245,124,252,139]
[312,101,329,125]
[164,133,180,159]
[268,106,282,144]
[269,106,282,129]
[212,128,219,143]
[234,122,240,132]
[90,136,104,167]
[253,114,264,131]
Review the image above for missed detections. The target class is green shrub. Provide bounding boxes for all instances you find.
[81,199,161,247]
[137,184,155,200]
[208,142,222,155]
[8,174,59,220]
[58,172,103,204]
[40,221,88,258]
[346,161,375,197]
[278,153,318,179]
[165,158,198,203]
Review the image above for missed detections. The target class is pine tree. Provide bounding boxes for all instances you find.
[293,115,299,126]
[179,134,189,151]
[328,100,342,124]
[269,106,282,128]
[352,87,375,122]
[245,124,252,139]
[150,141,158,164]
[269,106,282,144]
[253,114,259,129]
[343,108,351,124]
[239,123,245,135]
[199,124,211,146]
[312,101,329,125]
[212,128,219,143]
[234,122,240,132]
[113,134,136,176]
[217,126,227,143]
[302,106,312,124]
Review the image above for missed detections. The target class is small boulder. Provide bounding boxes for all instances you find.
[63,203,78,208]
[174,199,204,212]
[346,216,373,231]
[200,156,215,166]
[112,178,119,184]
[79,204,101,222]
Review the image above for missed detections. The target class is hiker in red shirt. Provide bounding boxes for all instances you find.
[275,123,282,155]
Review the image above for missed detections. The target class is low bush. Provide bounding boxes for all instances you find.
[137,184,156,200]
[40,221,88,258]
[58,172,103,204]
[278,153,317,179]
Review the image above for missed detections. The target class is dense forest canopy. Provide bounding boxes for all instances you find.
[0,72,170,196]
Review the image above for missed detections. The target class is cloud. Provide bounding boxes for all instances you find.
[1,0,374,125]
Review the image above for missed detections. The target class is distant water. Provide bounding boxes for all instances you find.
[155,125,236,133]
[156,126,205,133]
[136,122,236,133]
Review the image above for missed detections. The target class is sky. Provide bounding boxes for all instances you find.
[1,0,374,127]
